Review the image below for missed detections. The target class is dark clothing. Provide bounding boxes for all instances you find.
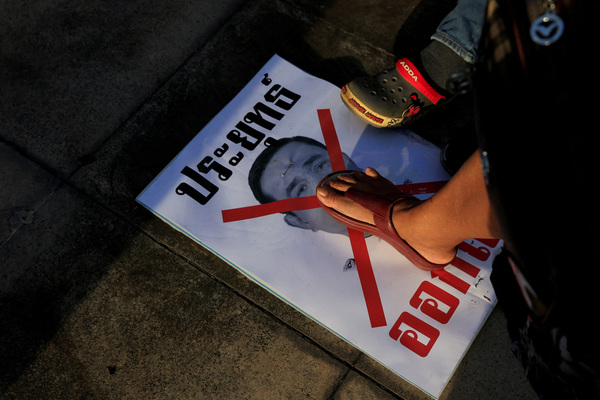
[475,0,600,397]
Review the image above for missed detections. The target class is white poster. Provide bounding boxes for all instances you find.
[137,54,500,398]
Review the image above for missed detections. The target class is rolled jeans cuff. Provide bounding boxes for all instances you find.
[431,32,479,64]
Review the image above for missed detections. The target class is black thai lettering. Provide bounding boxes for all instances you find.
[228,122,266,151]
[264,84,301,110]
[214,144,229,157]
[243,102,284,131]
[198,156,232,181]
[229,152,244,166]
[175,80,303,206]
[261,73,272,85]
[264,136,277,147]
[176,167,219,205]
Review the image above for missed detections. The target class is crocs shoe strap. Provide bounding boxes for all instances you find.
[395,58,446,105]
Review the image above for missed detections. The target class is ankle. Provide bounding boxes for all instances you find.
[419,40,472,94]
[391,199,458,264]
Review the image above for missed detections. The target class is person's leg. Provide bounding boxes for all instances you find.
[430,0,488,65]
[316,150,500,264]
[341,0,489,128]
[419,0,488,91]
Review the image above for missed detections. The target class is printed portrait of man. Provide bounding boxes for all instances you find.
[248,136,357,235]
[247,132,448,235]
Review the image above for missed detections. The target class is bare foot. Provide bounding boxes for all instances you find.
[316,167,456,265]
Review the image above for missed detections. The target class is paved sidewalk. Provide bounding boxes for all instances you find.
[1,0,538,398]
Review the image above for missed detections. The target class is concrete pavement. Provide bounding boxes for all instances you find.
[1,0,538,398]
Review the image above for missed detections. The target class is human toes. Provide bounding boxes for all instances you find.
[318,171,359,192]
[316,182,347,209]
[364,167,381,178]
[317,172,359,205]
[316,182,374,224]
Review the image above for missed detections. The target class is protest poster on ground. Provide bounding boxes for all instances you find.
[136,54,501,398]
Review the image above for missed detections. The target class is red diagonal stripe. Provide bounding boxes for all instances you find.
[220,109,448,329]
[221,182,447,223]
[318,108,386,328]
[222,196,320,223]
[347,228,388,327]
[398,181,447,195]
[317,109,347,171]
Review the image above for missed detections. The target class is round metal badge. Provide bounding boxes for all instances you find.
[530,11,564,46]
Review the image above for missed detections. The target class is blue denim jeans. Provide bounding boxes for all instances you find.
[431,0,488,64]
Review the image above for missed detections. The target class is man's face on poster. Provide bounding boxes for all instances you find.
[258,140,359,234]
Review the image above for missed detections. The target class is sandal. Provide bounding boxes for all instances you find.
[341,57,446,128]
[317,171,449,271]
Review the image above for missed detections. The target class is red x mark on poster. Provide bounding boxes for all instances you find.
[222,109,446,328]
